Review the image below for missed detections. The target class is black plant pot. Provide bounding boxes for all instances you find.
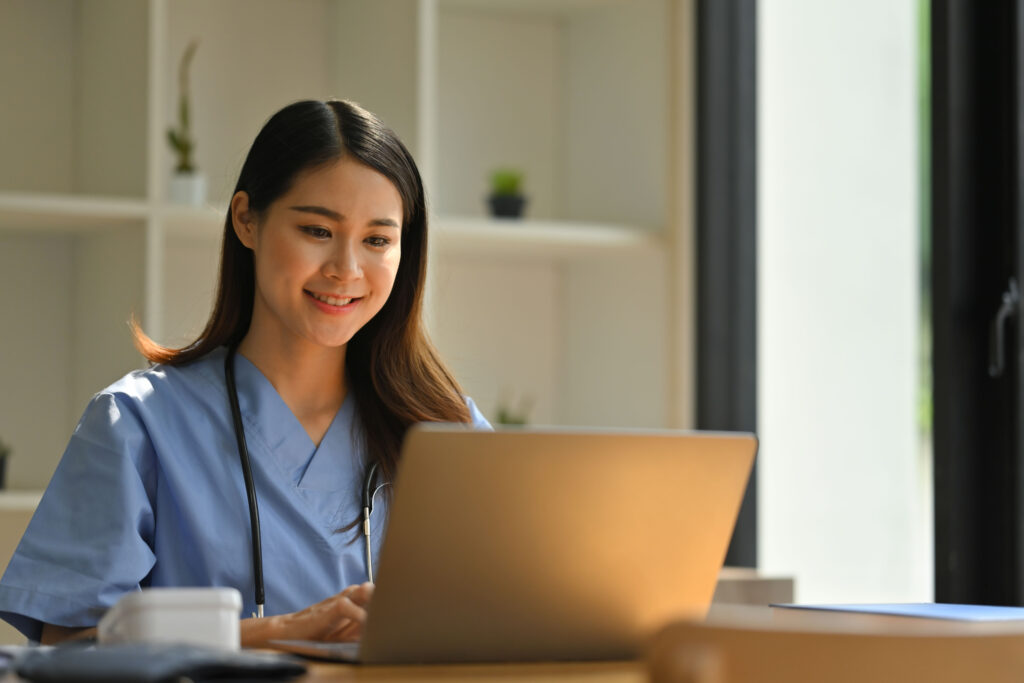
[488,194,527,219]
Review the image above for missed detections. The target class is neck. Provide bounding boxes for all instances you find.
[236,328,347,425]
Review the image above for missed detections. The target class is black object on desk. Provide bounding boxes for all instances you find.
[13,642,306,682]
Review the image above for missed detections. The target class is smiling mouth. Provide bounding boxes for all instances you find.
[305,290,361,307]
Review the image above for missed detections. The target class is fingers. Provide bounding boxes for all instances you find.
[341,582,375,608]
[274,583,377,643]
[322,583,374,642]
[333,593,368,622]
[323,592,368,641]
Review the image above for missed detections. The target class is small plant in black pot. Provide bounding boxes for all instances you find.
[487,168,527,218]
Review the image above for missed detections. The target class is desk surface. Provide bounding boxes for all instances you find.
[0,659,643,683]
[298,660,644,682]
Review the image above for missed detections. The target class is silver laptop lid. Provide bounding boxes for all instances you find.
[361,426,757,664]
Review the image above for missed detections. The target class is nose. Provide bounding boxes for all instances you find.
[323,238,362,281]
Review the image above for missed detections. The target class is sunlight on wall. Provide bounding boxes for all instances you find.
[758,0,931,602]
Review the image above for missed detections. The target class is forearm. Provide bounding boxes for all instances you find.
[43,619,281,648]
[39,624,97,645]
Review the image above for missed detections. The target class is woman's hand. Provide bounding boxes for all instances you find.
[240,582,374,648]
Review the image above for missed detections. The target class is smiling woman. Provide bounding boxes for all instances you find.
[0,100,490,647]
[232,157,404,366]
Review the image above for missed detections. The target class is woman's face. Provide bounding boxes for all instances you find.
[233,155,403,352]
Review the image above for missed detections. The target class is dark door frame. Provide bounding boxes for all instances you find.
[696,0,758,567]
[932,0,1024,605]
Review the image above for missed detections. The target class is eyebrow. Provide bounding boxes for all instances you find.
[289,205,400,229]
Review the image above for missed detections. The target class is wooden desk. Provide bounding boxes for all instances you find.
[0,658,643,683]
[297,660,644,682]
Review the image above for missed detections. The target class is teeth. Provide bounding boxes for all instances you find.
[312,292,353,306]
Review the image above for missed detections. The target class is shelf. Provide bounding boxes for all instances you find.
[0,492,42,511]
[0,194,227,239]
[441,0,631,17]
[0,193,148,233]
[431,215,663,260]
[157,204,225,241]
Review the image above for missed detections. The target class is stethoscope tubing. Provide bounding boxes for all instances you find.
[225,347,266,618]
[225,346,380,618]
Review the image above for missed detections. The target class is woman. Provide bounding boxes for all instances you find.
[0,100,489,645]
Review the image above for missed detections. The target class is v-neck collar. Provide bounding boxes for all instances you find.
[228,350,354,490]
[296,398,358,491]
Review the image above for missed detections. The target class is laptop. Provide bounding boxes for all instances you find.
[272,425,757,664]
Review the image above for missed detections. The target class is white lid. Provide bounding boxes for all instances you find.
[115,587,243,612]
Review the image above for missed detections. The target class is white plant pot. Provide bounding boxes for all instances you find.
[168,172,207,206]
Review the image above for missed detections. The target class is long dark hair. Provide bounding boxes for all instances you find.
[134,100,471,523]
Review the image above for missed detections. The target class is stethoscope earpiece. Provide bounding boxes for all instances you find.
[362,460,379,583]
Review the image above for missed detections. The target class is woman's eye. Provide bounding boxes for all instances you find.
[301,225,331,239]
[366,236,392,248]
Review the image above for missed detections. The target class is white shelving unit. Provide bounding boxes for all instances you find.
[0,0,694,491]
[0,193,148,232]
[432,216,663,259]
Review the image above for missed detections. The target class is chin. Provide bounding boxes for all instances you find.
[307,331,360,349]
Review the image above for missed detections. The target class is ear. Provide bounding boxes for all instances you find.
[231,191,258,249]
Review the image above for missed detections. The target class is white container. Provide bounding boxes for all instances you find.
[168,171,207,206]
[98,587,242,651]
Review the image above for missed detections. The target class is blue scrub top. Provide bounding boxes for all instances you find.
[0,346,490,641]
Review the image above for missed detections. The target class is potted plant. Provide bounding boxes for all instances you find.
[495,392,534,426]
[487,168,528,219]
[167,39,205,205]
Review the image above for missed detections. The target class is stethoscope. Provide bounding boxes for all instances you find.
[224,346,385,618]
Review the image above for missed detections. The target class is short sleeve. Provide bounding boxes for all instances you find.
[464,397,493,430]
[0,393,158,641]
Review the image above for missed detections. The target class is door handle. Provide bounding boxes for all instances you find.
[989,277,1020,377]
